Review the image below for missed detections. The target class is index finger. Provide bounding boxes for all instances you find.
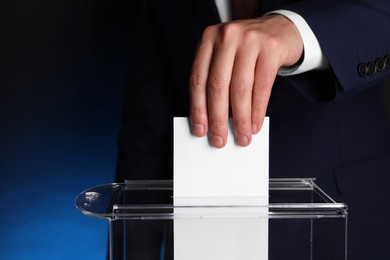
[189,32,214,137]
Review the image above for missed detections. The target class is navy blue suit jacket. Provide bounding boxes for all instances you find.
[117,0,390,258]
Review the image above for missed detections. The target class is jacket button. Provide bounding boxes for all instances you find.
[358,63,367,77]
[385,55,390,69]
[367,62,377,76]
[376,58,386,71]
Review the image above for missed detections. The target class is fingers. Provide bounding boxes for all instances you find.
[190,23,274,148]
[190,25,238,148]
[190,17,296,148]
[251,53,278,135]
[206,38,237,148]
[229,42,258,146]
[189,29,214,138]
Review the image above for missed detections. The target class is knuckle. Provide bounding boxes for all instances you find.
[189,72,203,90]
[251,105,265,115]
[233,117,251,135]
[202,25,217,40]
[263,35,291,67]
[231,80,250,98]
[208,78,226,95]
[254,71,277,91]
[233,117,250,127]
[208,118,227,133]
[198,26,217,49]
[253,87,272,106]
[190,106,207,118]
[264,34,283,52]
[243,29,259,42]
[209,118,225,126]
[254,78,271,90]
[219,23,240,42]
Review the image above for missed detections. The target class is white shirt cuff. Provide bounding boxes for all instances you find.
[268,10,328,76]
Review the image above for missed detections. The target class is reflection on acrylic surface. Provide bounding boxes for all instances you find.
[174,216,268,260]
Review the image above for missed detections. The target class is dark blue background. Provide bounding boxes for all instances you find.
[0,1,131,258]
[3,1,390,260]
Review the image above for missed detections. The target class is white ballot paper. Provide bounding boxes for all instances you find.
[173,117,269,260]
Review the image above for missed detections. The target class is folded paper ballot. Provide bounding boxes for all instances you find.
[173,117,269,260]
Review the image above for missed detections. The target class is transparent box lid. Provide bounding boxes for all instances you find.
[76,178,347,220]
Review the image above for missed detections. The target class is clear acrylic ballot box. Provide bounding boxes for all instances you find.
[76,178,347,260]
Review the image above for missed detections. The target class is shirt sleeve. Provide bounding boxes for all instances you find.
[268,9,329,76]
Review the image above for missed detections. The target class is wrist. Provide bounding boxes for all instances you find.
[266,9,328,75]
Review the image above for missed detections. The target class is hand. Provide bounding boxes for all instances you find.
[189,15,303,148]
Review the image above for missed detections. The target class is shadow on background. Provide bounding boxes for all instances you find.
[0,0,131,259]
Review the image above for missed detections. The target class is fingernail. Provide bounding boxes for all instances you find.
[210,135,224,148]
[252,123,258,134]
[236,134,249,146]
[193,124,205,136]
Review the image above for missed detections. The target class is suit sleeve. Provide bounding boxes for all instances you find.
[283,0,390,102]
